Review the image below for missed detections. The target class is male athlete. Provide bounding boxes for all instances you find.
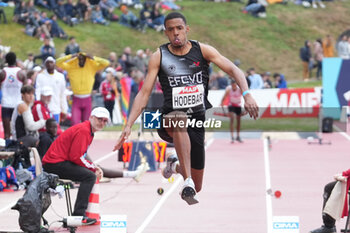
[114,12,259,205]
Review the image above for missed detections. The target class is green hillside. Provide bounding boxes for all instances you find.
[1,0,349,82]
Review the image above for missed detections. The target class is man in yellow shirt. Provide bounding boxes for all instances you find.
[56,53,110,125]
[323,35,335,58]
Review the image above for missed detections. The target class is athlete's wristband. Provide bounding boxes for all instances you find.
[242,90,250,97]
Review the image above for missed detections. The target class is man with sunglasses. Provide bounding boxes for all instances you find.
[42,107,110,225]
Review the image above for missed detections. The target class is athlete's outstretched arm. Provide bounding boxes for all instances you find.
[200,43,259,119]
[113,50,160,151]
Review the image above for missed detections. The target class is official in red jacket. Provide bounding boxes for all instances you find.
[42,107,110,225]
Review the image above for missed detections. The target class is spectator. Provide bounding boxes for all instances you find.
[99,67,117,121]
[34,36,55,64]
[0,52,26,139]
[32,86,62,133]
[242,0,267,18]
[337,35,350,59]
[23,53,35,70]
[35,57,68,124]
[64,0,79,24]
[273,73,287,88]
[0,39,11,68]
[247,67,263,89]
[37,118,57,159]
[56,52,110,125]
[149,2,165,30]
[26,69,39,86]
[99,0,119,21]
[133,49,146,74]
[311,0,325,8]
[323,35,335,58]
[75,0,92,22]
[262,72,272,88]
[208,72,219,90]
[314,38,323,80]
[91,5,109,26]
[65,36,81,55]
[0,8,7,24]
[55,0,74,26]
[140,1,164,31]
[26,11,51,39]
[108,52,120,69]
[120,46,135,75]
[217,70,229,89]
[119,5,142,30]
[11,85,45,147]
[300,40,312,81]
[49,15,68,39]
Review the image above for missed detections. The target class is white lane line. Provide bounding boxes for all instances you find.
[263,138,273,233]
[135,176,182,233]
[333,125,350,141]
[135,137,215,233]
[0,201,17,214]
[341,132,350,141]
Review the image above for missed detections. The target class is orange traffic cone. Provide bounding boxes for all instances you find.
[85,179,100,225]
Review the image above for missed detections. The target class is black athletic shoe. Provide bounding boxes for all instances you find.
[82,217,97,225]
[181,185,199,205]
[309,225,336,233]
[180,178,199,205]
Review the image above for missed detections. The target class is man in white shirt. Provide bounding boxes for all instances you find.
[35,57,68,123]
[247,67,264,89]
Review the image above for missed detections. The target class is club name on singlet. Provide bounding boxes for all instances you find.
[158,40,212,114]
[169,72,204,109]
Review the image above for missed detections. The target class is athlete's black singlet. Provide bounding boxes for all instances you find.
[158,40,212,114]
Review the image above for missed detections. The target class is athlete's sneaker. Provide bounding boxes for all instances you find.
[236,136,243,143]
[231,137,234,143]
[162,152,178,179]
[82,217,97,225]
[180,178,199,205]
[133,161,150,182]
[309,225,336,233]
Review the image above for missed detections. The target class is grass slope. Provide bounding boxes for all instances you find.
[1,0,350,82]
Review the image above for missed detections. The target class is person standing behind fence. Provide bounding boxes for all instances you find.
[56,52,110,125]
[0,52,26,139]
[337,35,350,59]
[99,67,117,122]
[300,40,312,81]
[323,35,335,58]
[35,57,68,123]
[313,39,323,80]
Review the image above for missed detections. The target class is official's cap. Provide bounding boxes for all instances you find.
[41,86,53,96]
[90,107,110,121]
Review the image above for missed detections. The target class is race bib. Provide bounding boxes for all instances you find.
[172,84,204,109]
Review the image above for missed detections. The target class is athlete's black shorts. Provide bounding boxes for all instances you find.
[157,111,205,170]
[1,107,14,119]
[228,106,242,116]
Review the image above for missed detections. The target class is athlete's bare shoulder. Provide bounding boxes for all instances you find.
[198,42,220,61]
[148,48,161,70]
